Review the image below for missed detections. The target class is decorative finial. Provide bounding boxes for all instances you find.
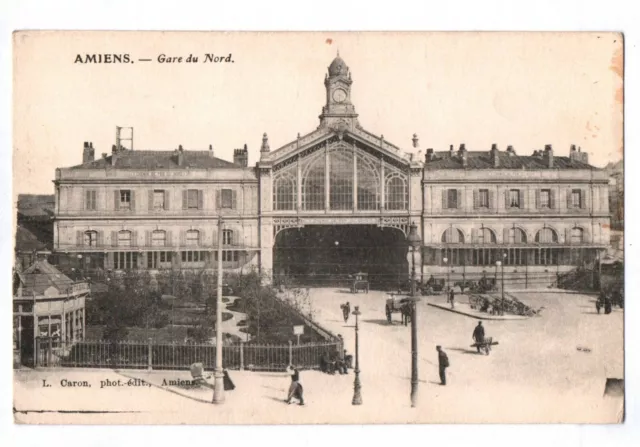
[261,132,270,152]
[412,133,419,148]
[337,49,340,57]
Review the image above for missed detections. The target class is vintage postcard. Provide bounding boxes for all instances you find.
[12,31,624,424]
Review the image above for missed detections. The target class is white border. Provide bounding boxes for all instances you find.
[1,1,638,446]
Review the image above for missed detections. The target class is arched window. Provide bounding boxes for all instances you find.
[302,156,325,210]
[329,150,354,210]
[84,231,98,247]
[535,228,558,243]
[273,172,296,211]
[441,228,465,244]
[356,154,380,210]
[477,228,497,244]
[151,230,166,247]
[118,230,132,247]
[386,174,408,210]
[186,230,200,247]
[571,227,584,244]
[507,228,527,244]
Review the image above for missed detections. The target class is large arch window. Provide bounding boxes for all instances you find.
[477,228,497,244]
[302,156,325,210]
[386,174,408,210]
[356,154,380,210]
[329,150,353,210]
[441,228,465,244]
[273,172,297,211]
[571,227,584,244]
[507,228,527,244]
[535,228,558,243]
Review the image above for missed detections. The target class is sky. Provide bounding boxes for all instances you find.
[13,31,623,196]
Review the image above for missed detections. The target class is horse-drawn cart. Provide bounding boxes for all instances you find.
[385,294,412,324]
[350,272,369,294]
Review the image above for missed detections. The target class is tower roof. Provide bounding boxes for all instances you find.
[328,54,349,77]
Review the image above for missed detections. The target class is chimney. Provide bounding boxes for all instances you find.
[261,133,270,152]
[177,145,185,166]
[490,143,500,168]
[102,153,107,159]
[449,144,454,158]
[83,141,95,163]
[412,133,419,148]
[209,144,214,158]
[544,144,554,168]
[233,145,249,167]
[506,145,515,156]
[425,148,434,163]
[111,144,118,166]
[458,144,468,167]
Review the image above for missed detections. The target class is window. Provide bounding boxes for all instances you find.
[181,250,205,263]
[571,227,584,244]
[478,189,489,208]
[386,175,408,210]
[84,231,98,247]
[507,228,527,244]
[118,231,132,247]
[148,251,172,269]
[221,189,233,209]
[120,190,131,209]
[540,189,551,208]
[274,173,296,210]
[509,189,521,208]
[477,228,496,244]
[151,231,166,247]
[441,228,464,244]
[222,229,233,246]
[302,156,326,210]
[533,248,559,266]
[85,190,97,210]
[571,189,582,208]
[329,151,354,210]
[114,251,136,270]
[535,228,558,244]
[153,190,165,210]
[186,230,199,247]
[187,189,199,209]
[219,251,239,262]
[445,189,458,209]
[356,155,380,210]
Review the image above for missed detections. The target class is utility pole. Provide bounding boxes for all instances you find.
[212,216,225,404]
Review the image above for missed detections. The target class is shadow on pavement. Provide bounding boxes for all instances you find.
[447,347,482,355]
[363,319,402,326]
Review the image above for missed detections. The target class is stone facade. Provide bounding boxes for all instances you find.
[53,54,611,286]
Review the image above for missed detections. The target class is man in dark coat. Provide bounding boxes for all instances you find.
[472,321,485,353]
[436,346,449,385]
[286,366,304,405]
[449,288,455,309]
[341,302,351,323]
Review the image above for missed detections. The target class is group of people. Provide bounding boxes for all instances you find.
[320,350,350,375]
[596,294,613,314]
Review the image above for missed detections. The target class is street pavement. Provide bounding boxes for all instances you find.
[13,289,623,424]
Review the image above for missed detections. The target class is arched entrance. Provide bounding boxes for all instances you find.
[274,225,408,289]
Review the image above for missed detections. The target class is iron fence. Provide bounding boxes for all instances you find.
[34,337,342,372]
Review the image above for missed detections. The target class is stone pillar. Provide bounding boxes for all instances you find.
[259,218,274,284]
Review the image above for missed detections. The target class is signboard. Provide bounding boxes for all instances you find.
[293,325,304,335]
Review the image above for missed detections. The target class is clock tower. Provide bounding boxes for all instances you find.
[319,52,359,130]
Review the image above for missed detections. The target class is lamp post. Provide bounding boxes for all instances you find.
[406,223,422,408]
[213,215,225,404]
[496,258,505,315]
[443,257,449,292]
[352,306,362,405]
[501,252,506,312]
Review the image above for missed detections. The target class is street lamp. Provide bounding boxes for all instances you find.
[352,306,362,405]
[213,215,225,404]
[501,252,507,313]
[496,257,505,315]
[406,222,422,408]
[443,257,449,292]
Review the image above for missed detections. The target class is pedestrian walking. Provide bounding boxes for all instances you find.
[596,297,601,314]
[472,321,485,354]
[436,346,449,385]
[449,288,455,309]
[341,302,351,323]
[285,365,305,405]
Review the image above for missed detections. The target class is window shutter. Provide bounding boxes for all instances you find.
[231,190,238,209]
[471,228,477,244]
[166,230,173,247]
[505,190,510,208]
[85,191,90,210]
[473,190,479,209]
[164,190,170,210]
[535,190,540,209]
[565,228,572,245]
[148,190,154,211]
[145,231,151,247]
[76,231,83,247]
[503,228,510,244]
[182,190,188,210]
[216,190,222,210]
[114,190,120,210]
[198,190,204,210]
[489,190,495,209]
[180,230,186,247]
[131,231,138,247]
[583,226,590,243]
[580,189,587,209]
[97,231,104,247]
[111,231,118,247]
[566,188,573,209]
[457,189,463,208]
[198,229,203,245]
[550,189,556,209]
[519,189,525,209]
[130,190,136,211]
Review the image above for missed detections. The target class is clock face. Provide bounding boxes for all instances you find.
[332,88,347,103]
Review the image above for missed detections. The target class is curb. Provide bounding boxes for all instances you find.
[426,303,529,321]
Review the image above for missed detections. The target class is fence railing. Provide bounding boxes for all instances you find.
[34,337,342,372]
